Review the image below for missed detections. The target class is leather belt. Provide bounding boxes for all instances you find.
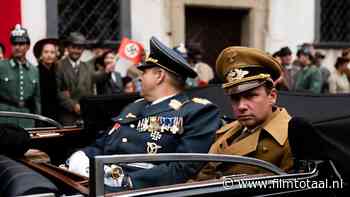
[0,95,30,108]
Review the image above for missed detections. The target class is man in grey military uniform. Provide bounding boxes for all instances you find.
[68,37,221,191]
[0,24,40,128]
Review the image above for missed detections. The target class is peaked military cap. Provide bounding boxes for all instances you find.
[10,24,30,44]
[138,37,197,79]
[216,46,282,95]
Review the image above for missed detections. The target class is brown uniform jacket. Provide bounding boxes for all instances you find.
[195,107,294,180]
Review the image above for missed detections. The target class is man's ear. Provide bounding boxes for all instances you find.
[155,68,165,85]
[25,44,30,52]
[269,88,277,105]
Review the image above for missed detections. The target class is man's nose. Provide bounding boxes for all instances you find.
[236,98,248,111]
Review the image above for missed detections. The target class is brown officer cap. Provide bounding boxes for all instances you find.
[216,47,282,95]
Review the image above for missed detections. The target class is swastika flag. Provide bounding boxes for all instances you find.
[117,37,144,64]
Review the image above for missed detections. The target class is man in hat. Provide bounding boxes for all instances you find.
[67,37,221,190]
[0,24,40,128]
[195,47,297,180]
[56,32,112,125]
[294,48,322,93]
[276,47,299,90]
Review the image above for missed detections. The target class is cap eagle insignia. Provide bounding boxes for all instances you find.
[11,24,26,37]
[226,69,249,83]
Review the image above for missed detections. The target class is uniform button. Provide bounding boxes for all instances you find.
[4,77,8,82]
[130,124,135,128]
[20,81,23,85]
[118,118,123,121]
[20,91,23,95]
[122,138,128,143]
[20,86,23,90]
[20,97,24,100]
[20,71,23,74]
[20,76,23,79]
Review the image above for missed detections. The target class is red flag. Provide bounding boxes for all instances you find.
[118,37,144,64]
[0,0,21,58]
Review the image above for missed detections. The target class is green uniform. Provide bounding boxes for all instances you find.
[0,59,41,128]
[294,65,322,94]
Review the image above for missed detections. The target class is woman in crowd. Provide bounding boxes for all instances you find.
[34,38,60,121]
[329,57,350,93]
[95,50,123,95]
[122,76,136,93]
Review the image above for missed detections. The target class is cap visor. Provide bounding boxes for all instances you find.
[137,63,157,71]
[225,80,267,95]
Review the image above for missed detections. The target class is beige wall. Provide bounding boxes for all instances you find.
[265,0,316,56]
[21,0,47,64]
[131,0,171,51]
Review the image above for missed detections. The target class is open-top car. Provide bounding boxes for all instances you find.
[0,85,349,196]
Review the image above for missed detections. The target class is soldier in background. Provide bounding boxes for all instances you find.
[276,47,299,91]
[0,24,41,128]
[294,48,322,93]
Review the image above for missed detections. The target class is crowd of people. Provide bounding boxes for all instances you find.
[0,25,218,127]
[273,44,350,94]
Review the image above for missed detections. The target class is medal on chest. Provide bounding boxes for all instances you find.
[137,116,183,141]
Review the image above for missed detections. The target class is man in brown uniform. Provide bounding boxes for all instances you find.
[196,47,294,180]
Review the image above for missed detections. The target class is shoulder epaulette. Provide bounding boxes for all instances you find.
[169,99,183,110]
[192,97,211,105]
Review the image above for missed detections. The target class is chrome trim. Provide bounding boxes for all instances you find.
[0,111,63,129]
[117,169,319,197]
[91,153,289,196]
